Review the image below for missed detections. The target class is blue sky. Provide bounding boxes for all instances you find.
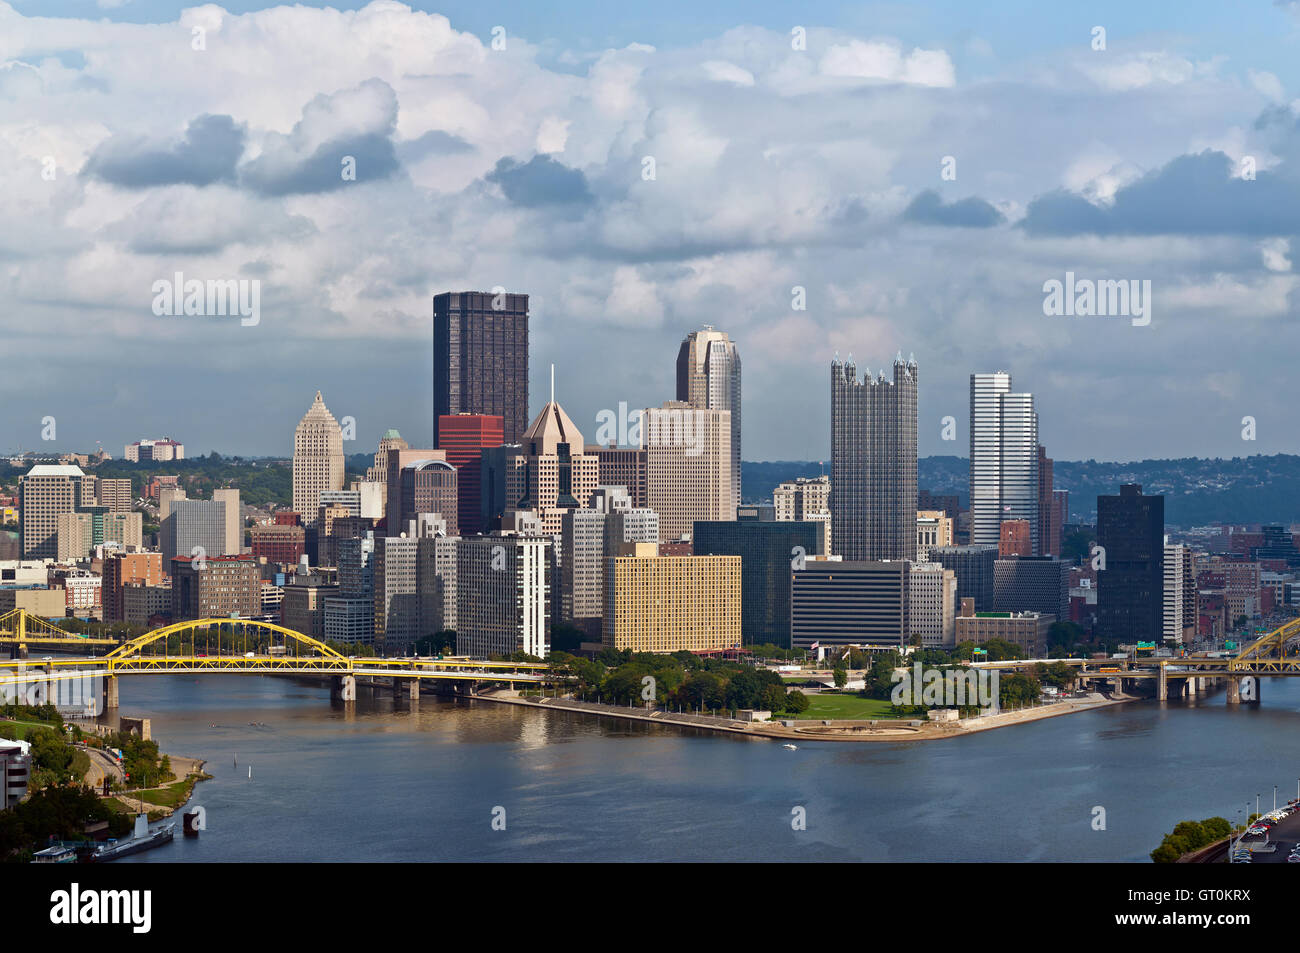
[4,1,1300,463]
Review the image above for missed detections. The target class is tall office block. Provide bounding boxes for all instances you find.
[693,516,821,648]
[909,561,957,647]
[1038,446,1057,556]
[438,413,504,536]
[604,543,741,653]
[830,354,917,561]
[327,532,376,644]
[643,402,734,542]
[457,534,550,658]
[382,448,448,531]
[293,391,344,527]
[213,488,241,555]
[98,478,133,513]
[1097,484,1164,643]
[586,445,648,508]
[393,460,459,537]
[433,291,529,446]
[775,476,832,555]
[364,429,409,511]
[373,535,423,650]
[790,560,909,650]
[19,464,85,559]
[970,372,1039,553]
[1163,541,1197,645]
[560,487,632,631]
[994,556,1070,620]
[928,544,998,612]
[161,499,227,572]
[506,399,598,537]
[677,327,742,506]
[171,555,259,621]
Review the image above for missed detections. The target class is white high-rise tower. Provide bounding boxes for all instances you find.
[293,391,345,526]
[970,372,1039,553]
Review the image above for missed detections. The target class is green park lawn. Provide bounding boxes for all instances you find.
[793,693,898,720]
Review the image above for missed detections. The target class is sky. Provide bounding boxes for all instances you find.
[5,1,1300,462]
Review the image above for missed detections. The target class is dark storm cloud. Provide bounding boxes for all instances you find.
[1022,150,1300,236]
[240,133,400,196]
[902,190,1004,227]
[84,114,245,188]
[485,155,593,207]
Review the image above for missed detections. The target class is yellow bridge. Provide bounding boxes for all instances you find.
[0,609,119,648]
[0,617,552,709]
[972,616,1300,704]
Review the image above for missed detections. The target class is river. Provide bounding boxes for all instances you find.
[111,674,1300,862]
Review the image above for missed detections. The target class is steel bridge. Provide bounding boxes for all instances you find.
[972,616,1300,704]
[0,608,118,648]
[0,617,551,709]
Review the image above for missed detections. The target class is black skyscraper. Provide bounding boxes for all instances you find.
[694,514,822,648]
[433,291,529,446]
[1097,483,1164,643]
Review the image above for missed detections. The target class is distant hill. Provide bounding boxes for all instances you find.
[743,454,1300,528]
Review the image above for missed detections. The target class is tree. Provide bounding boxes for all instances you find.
[832,666,847,689]
[725,669,765,710]
[783,690,810,714]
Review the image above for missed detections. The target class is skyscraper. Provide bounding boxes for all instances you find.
[829,354,918,561]
[1163,541,1197,645]
[970,372,1039,553]
[506,398,599,537]
[677,327,741,505]
[293,391,344,527]
[212,488,241,555]
[643,401,733,542]
[437,413,504,536]
[693,515,821,648]
[1097,484,1164,643]
[1037,445,1057,556]
[19,464,86,559]
[433,291,529,446]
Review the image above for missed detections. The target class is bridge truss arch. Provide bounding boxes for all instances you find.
[106,618,345,661]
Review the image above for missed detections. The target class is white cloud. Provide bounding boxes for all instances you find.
[702,60,755,87]
[820,39,956,87]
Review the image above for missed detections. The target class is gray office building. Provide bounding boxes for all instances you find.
[994,555,1070,620]
[162,499,227,572]
[694,514,822,648]
[927,544,997,612]
[830,354,918,561]
[790,560,908,650]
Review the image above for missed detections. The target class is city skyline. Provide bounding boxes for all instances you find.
[7,3,1300,461]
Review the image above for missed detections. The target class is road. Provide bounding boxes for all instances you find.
[81,745,123,789]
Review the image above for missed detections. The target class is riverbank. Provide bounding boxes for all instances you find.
[99,756,210,821]
[475,689,1135,741]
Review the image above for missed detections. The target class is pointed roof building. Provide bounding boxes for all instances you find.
[293,391,345,526]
